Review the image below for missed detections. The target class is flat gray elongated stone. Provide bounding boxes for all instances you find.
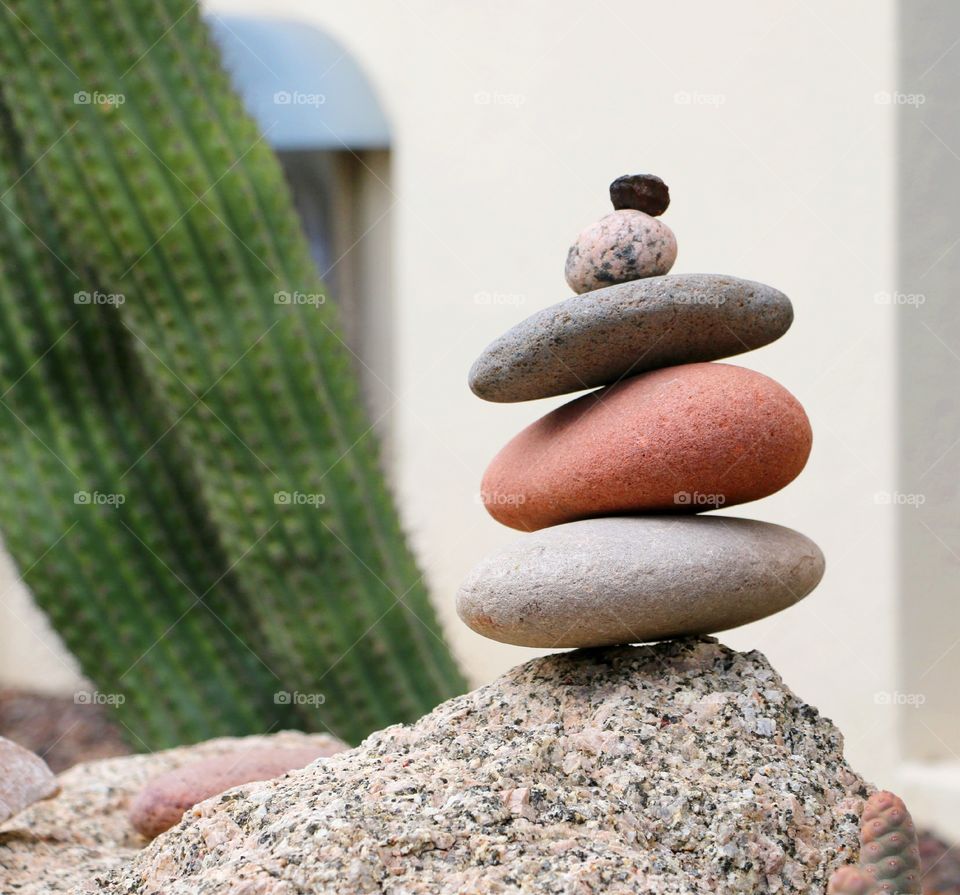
[468,273,793,402]
[456,516,824,647]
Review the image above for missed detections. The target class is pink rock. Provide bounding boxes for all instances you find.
[0,736,59,823]
[481,362,812,531]
[128,741,347,839]
[565,209,677,294]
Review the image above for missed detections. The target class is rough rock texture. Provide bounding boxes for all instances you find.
[565,210,677,294]
[469,273,793,403]
[130,741,348,839]
[0,736,58,822]
[482,362,813,531]
[88,639,868,895]
[0,731,339,894]
[457,516,825,647]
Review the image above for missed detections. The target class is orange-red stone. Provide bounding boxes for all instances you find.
[481,362,812,531]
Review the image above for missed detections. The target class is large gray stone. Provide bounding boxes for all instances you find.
[457,516,824,647]
[469,273,793,402]
[81,639,869,895]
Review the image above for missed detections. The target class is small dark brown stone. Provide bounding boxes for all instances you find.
[609,173,670,215]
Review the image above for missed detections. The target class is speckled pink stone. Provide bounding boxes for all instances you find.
[481,362,812,531]
[565,209,677,294]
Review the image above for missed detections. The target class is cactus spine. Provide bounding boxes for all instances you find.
[0,0,465,747]
[0,110,296,746]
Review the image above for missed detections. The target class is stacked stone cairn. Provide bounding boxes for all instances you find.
[458,174,825,648]
[0,176,928,894]
[458,175,924,894]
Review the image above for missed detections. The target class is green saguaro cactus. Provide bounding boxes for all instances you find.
[0,0,465,748]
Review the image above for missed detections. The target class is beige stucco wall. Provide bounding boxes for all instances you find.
[224,0,895,782]
[1,0,916,819]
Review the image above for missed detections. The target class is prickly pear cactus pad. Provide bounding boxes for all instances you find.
[0,0,464,747]
[86,639,869,895]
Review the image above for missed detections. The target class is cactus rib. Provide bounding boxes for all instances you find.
[859,791,922,895]
[0,0,465,746]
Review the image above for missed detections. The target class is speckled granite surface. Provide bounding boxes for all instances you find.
[0,731,339,894]
[85,639,870,895]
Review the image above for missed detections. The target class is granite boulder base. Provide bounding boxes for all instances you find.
[457,516,825,647]
[482,362,812,531]
[80,640,868,895]
[469,274,793,403]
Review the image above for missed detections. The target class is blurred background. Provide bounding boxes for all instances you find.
[1,0,957,839]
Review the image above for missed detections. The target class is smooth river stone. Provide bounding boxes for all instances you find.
[0,736,59,823]
[565,210,677,294]
[469,273,793,403]
[481,362,812,531]
[456,516,825,647]
[129,741,347,839]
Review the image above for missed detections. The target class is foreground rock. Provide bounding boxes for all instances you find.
[469,274,793,403]
[0,731,339,894]
[88,639,867,895]
[457,516,825,647]
[129,740,348,838]
[482,362,812,531]
[0,736,58,822]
